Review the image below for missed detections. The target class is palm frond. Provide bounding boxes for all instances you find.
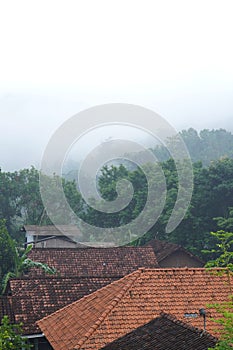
[1,271,16,294]
[23,259,56,275]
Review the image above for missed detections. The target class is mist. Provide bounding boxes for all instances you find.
[0,1,233,171]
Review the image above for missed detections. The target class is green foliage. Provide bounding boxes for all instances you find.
[0,221,56,294]
[204,230,233,271]
[208,299,233,350]
[79,157,233,256]
[2,152,233,258]
[153,128,233,166]
[204,214,233,350]
[0,167,84,242]
[203,208,233,269]
[0,220,15,286]
[1,243,56,294]
[0,316,31,349]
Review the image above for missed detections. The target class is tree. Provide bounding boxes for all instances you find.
[0,221,56,295]
[204,230,233,271]
[0,316,31,349]
[203,208,233,270]
[1,243,56,294]
[0,220,15,286]
[152,128,233,166]
[0,167,84,242]
[204,213,233,349]
[208,300,233,350]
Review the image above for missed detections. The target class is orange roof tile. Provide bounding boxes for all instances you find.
[37,268,233,350]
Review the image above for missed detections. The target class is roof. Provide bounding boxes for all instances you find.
[23,225,82,238]
[37,268,233,350]
[28,247,158,277]
[101,313,217,350]
[25,235,83,247]
[23,225,120,248]
[5,276,119,335]
[145,239,204,265]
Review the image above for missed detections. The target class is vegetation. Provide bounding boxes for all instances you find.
[204,211,233,350]
[0,220,56,295]
[208,299,233,350]
[203,230,233,271]
[0,220,15,288]
[0,167,83,242]
[1,128,233,259]
[203,208,233,270]
[0,316,31,350]
[81,157,233,258]
[153,128,233,165]
[1,127,233,347]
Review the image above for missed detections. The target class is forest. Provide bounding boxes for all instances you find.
[1,128,233,261]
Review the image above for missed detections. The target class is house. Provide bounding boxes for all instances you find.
[22,225,121,248]
[22,225,203,268]
[0,246,158,348]
[37,268,232,350]
[3,276,119,349]
[145,239,204,267]
[101,313,217,350]
[22,225,83,248]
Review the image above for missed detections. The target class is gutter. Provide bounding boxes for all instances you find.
[22,333,44,339]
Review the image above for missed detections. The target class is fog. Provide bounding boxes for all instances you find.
[0,1,233,171]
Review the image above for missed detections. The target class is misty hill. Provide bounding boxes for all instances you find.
[152,128,233,166]
[62,128,233,182]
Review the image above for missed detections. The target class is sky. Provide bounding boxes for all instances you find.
[0,0,233,171]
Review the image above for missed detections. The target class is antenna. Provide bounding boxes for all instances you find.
[199,308,206,331]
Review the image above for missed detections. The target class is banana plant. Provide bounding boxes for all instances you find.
[2,243,56,294]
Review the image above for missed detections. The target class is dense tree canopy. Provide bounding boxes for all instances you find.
[82,158,233,259]
[152,128,233,165]
[204,211,233,350]
[0,167,83,242]
[0,220,15,286]
[1,138,233,260]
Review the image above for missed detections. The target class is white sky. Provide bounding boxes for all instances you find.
[0,0,233,171]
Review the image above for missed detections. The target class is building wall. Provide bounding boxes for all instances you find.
[159,251,203,268]
[35,238,78,248]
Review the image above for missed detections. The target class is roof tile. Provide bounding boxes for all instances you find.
[101,313,217,350]
[7,276,118,334]
[37,268,233,350]
[28,247,158,277]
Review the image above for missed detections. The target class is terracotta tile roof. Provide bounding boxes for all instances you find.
[6,276,119,335]
[28,247,158,277]
[145,239,204,265]
[37,268,233,350]
[101,313,217,350]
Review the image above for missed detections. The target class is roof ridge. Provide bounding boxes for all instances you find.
[9,275,124,281]
[37,269,141,329]
[160,245,180,260]
[134,267,227,271]
[31,246,153,250]
[74,269,142,350]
